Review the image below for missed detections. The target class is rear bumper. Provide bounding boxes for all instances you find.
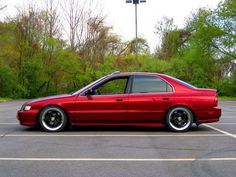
[197,107,221,124]
[17,110,38,127]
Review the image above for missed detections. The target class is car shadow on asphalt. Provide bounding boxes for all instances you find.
[20,124,211,133]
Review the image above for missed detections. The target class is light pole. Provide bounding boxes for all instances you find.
[126,0,146,70]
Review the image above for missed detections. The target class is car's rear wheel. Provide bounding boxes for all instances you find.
[39,106,67,132]
[166,106,193,132]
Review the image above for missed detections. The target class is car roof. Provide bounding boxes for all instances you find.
[109,71,164,77]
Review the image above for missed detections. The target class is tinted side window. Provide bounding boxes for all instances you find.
[131,75,173,93]
[93,77,128,95]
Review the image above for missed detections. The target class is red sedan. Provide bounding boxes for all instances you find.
[17,72,221,132]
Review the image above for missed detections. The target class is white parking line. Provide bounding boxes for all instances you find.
[0,134,227,137]
[0,157,235,161]
[203,124,236,139]
[220,118,236,120]
[212,123,236,125]
[0,123,18,125]
[1,123,236,125]
[1,122,236,125]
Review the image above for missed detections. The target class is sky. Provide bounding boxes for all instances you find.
[1,0,222,52]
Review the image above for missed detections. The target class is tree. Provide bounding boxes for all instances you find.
[0,58,17,97]
[79,16,121,69]
[13,4,45,97]
[211,0,236,77]
[156,29,190,59]
[61,0,87,52]
[0,0,6,11]
[154,16,177,55]
[154,16,181,59]
[123,37,149,55]
[154,16,176,38]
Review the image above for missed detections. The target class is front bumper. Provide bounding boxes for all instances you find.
[17,110,38,127]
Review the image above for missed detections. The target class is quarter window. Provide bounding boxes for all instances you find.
[131,75,173,93]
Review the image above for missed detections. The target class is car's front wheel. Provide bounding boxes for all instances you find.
[39,106,67,132]
[166,106,193,132]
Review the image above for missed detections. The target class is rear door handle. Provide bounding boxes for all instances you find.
[162,98,169,100]
[116,98,123,102]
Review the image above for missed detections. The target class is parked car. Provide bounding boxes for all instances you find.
[17,72,221,132]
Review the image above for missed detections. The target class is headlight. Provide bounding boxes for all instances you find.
[24,105,31,111]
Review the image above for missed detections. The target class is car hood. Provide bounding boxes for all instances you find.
[26,94,72,105]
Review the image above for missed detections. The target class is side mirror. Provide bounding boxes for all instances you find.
[85,88,94,96]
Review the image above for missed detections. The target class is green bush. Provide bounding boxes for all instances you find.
[0,60,17,97]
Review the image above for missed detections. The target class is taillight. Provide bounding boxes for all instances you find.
[214,93,218,107]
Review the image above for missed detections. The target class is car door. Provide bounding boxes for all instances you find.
[74,76,130,123]
[127,75,174,123]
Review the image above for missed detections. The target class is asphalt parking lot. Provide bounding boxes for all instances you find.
[0,101,236,177]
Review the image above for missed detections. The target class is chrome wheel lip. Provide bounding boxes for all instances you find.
[168,107,191,131]
[41,108,64,131]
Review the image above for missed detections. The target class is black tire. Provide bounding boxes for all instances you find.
[166,106,193,132]
[39,106,67,132]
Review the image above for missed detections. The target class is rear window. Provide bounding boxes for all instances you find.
[167,75,196,89]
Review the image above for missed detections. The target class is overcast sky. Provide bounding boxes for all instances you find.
[1,0,222,51]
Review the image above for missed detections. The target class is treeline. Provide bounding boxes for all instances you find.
[0,0,235,98]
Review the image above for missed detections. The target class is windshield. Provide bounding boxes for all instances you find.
[167,75,196,89]
[71,76,107,95]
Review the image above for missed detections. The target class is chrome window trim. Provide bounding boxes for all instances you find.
[78,73,175,97]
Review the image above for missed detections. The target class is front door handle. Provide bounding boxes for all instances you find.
[116,98,123,102]
[162,98,169,100]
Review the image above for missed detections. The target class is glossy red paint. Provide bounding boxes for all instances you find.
[17,72,221,130]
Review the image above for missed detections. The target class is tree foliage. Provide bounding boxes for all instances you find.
[153,0,236,95]
[0,0,235,98]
